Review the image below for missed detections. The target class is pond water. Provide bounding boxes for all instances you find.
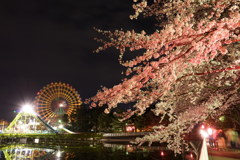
[0,143,196,160]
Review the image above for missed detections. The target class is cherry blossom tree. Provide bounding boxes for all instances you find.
[88,0,240,153]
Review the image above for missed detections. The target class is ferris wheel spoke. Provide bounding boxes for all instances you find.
[38,110,52,115]
[44,113,56,121]
[41,112,55,119]
[35,99,50,105]
[47,114,56,122]
[37,92,52,101]
[38,108,51,111]
[42,87,54,98]
[37,104,51,107]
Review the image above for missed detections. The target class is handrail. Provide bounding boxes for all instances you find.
[103,132,151,137]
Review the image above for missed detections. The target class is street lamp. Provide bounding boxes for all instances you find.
[200,129,209,138]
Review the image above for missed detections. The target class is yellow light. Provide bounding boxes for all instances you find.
[219,116,225,122]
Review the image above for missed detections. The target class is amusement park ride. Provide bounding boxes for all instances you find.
[4,82,82,134]
[4,104,57,134]
[35,82,82,125]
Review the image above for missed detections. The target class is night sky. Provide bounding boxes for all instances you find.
[0,0,154,121]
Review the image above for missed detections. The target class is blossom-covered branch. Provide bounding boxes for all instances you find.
[88,0,240,153]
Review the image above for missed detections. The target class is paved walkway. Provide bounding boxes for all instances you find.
[208,148,240,160]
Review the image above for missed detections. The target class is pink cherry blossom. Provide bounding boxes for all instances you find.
[88,0,240,154]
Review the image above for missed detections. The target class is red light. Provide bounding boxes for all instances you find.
[201,125,205,129]
[190,153,193,158]
[126,125,135,132]
[160,151,164,156]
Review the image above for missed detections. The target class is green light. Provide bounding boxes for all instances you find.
[219,116,225,122]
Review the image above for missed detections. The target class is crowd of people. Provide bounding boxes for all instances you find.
[208,128,240,149]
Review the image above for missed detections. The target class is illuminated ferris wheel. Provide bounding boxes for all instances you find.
[34,82,82,123]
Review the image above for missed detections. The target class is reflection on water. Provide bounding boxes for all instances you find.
[0,144,195,160]
[0,146,56,160]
